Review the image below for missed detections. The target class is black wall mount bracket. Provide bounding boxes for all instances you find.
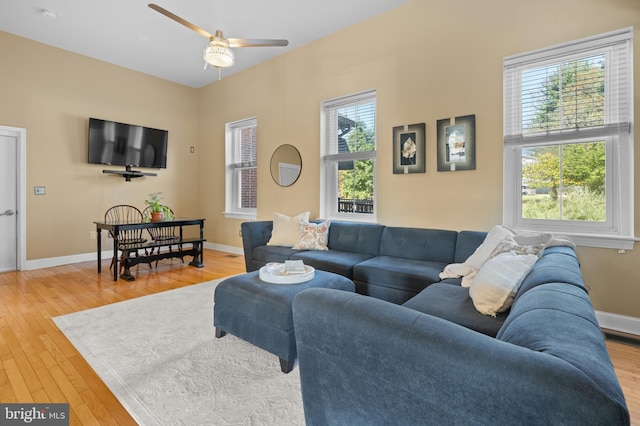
[102,165,157,182]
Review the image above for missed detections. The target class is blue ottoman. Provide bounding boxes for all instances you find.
[214,270,355,373]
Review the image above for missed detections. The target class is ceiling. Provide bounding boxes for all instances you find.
[0,0,411,88]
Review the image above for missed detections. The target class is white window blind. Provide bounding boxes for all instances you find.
[505,29,632,145]
[323,90,376,161]
[229,118,257,168]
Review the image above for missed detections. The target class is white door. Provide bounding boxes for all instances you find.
[0,133,18,272]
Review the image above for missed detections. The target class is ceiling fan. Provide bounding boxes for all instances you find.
[148,3,289,70]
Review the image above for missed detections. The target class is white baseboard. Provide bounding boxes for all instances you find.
[203,242,244,256]
[595,311,640,336]
[24,244,244,270]
[25,251,106,270]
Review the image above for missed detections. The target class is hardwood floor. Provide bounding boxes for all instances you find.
[609,337,640,424]
[0,249,244,425]
[0,249,638,425]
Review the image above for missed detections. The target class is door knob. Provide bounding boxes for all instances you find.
[0,209,15,216]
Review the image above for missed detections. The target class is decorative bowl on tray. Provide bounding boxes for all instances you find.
[259,262,315,284]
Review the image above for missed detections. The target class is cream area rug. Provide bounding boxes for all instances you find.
[53,279,305,425]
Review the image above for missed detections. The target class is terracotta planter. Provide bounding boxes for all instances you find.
[150,211,164,222]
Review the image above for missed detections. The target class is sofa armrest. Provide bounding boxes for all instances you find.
[240,221,273,272]
[293,288,629,426]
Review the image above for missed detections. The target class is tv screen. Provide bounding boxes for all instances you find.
[88,118,168,169]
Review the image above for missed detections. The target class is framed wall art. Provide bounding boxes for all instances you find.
[436,114,476,172]
[393,122,425,174]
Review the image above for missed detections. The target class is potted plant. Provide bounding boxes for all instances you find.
[144,192,173,222]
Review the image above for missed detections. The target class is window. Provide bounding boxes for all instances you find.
[320,90,377,221]
[225,117,257,220]
[503,28,634,249]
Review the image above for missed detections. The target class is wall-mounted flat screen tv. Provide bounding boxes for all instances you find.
[88,118,168,169]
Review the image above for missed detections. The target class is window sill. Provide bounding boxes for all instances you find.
[507,224,637,250]
[224,211,257,221]
[567,233,637,250]
[323,214,378,224]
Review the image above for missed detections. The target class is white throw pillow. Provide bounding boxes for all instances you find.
[266,211,310,247]
[293,220,330,250]
[464,225,514,271]
[469,252,538,317]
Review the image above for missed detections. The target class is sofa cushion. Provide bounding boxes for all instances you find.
[267,211,309,247]
[403,283,506,337]
[327,222,384,256]
[291,250,373,279]
[469,252,538,317]
[379,227,458,264]
[515,246,585,303]
[293,220,330,250]
[253,245,305,265]
[353,256,447,295]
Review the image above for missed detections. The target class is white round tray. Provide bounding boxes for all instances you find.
[259,264,315,284]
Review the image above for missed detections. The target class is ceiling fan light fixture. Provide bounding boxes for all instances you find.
[41,9,57,19]
[149,5,287,72]
[204,38,234,68]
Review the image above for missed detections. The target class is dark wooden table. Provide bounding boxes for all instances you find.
[94,218,205,281]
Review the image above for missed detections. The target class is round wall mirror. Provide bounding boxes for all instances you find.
[270,144,302,187]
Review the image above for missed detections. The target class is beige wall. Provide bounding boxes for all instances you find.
[198,0,640,318]
[1,0,638,318]
[0,31,200,260]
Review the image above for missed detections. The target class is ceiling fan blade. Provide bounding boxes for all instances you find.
[227,38,289,48]
[148,3,213,39]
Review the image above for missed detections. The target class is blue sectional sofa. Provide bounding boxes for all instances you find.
[241,220,629,424]
[241,220,486,304]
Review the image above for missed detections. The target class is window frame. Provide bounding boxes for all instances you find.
[224,117,257,220]
[503,28,634,249]
[320,90,377,222]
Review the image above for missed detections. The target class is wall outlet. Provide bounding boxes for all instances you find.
[89,231,97,240]
[238,229,242,238]
[34,186,46,195]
